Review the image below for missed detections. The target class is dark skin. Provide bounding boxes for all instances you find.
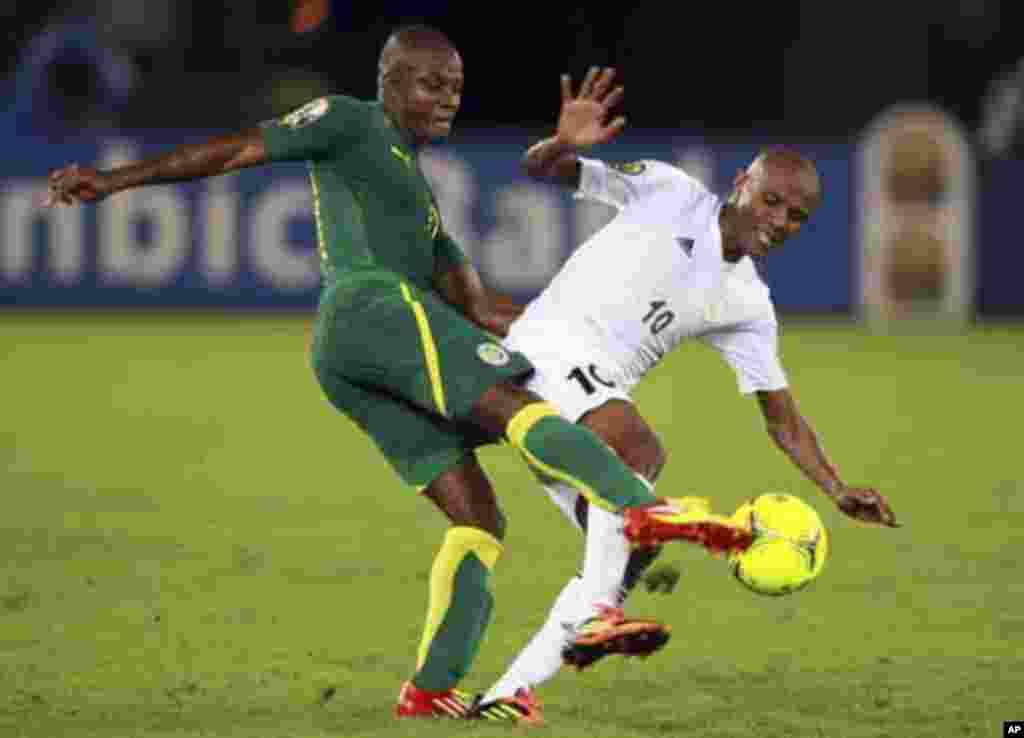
[521,67,898,528]
[44,29,582,542]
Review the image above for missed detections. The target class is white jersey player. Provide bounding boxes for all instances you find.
[470,67,898,725]
[508,156,787,430]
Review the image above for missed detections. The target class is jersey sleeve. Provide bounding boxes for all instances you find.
[575,158,705,211]
[434,230,471,273]
[703,318,789,395]
[260,95,371,163]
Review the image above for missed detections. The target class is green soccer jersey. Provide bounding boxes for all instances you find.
[260,95,468,291]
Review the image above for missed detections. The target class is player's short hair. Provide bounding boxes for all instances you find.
[386,25,455,54]
[379,25,457,79]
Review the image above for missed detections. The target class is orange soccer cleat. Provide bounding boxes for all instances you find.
[623,497,754,554]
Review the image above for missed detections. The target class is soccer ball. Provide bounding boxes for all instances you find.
[728,493,828,596]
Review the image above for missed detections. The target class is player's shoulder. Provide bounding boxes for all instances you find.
[277,94,378,129]
[609,159,711,200]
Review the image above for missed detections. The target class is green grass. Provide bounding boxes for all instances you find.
[1,313,1021,738]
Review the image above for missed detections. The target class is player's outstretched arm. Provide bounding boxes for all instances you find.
[756,388,900,528]
[46,128,268,207]
[522,66,626,187]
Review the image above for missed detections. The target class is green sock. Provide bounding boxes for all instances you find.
[507,402,658,512]
[413,527,502,692]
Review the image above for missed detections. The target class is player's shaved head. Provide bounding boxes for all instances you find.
[379,25,458,78]
[747,148,822,205]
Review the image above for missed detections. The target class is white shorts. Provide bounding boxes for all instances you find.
[505,319,632,423]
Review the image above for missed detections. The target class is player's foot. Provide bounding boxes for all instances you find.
[468,688,545,725]
[395,680,471,719]
[623,497,754,553]
[562,604,671,671]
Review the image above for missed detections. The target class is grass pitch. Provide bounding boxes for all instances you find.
[1,313,1021,738]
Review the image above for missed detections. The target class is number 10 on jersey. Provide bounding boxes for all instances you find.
[642,300,675,335]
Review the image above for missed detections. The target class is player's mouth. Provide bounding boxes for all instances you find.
[756,229,784,253]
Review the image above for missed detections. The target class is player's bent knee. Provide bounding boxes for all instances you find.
[617,434,667,484]
[650,443,668,482]
[469,380,543,439]
[422,463,508,541]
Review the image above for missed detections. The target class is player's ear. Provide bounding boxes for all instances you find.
[732,169,750,197]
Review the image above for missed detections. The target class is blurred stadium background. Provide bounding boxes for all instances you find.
[2,3,1022,738]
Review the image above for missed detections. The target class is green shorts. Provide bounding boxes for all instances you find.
[311,271,533,488]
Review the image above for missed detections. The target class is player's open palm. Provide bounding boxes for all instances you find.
[557,67,626,148]
[46,164,112,207]
[836,486,900,528]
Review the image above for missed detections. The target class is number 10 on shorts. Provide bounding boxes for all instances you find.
[567,364,617,396]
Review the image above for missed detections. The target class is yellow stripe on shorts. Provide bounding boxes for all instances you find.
[399,282,447,417]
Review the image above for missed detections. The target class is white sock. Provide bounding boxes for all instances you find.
[541,482,633,614]
[484,485,641,702]
[579,500,632,610]
[484,576,590,702]
[544,483,583,531]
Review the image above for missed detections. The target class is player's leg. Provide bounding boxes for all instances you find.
[483,401,670,703]
[575,400,667,608]
[470,382,751,553]
[469,380,659,509]
[561,400,671,669]
[415,457,504,687]
[312,332,502,719]
[479,324,667,703]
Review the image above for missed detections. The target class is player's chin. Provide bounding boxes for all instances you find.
[429,120,454,139]
[745,243,770,259]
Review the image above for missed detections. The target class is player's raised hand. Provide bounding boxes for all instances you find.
[556,67,626,148]
[45,164,112,207]
[835,486,900,528]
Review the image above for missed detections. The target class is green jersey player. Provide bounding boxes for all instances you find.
[45,26,755,723]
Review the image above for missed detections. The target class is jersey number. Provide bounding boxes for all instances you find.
[642,300,675,335]
[567,364,617,396]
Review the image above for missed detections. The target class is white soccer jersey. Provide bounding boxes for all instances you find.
[508,158,788,410]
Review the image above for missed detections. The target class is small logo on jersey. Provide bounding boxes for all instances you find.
[676,237,695,256]
[390,145,414,168]
[477,343,510,366]
[280,98,329,129]
[611,161,646,175]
